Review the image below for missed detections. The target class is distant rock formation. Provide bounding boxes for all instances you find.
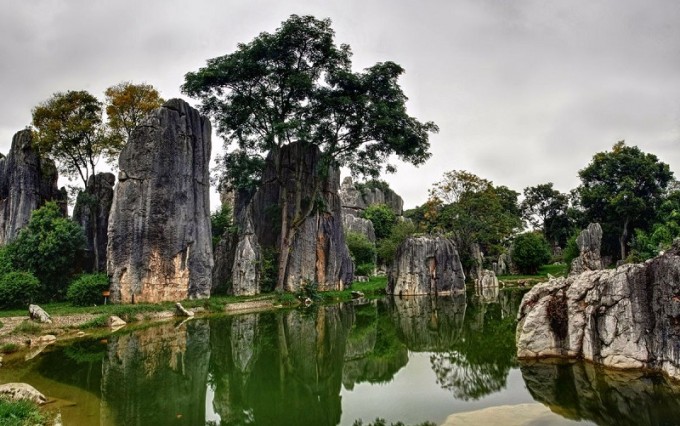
[342,214,376,244]
[570,223,603,274]
[516,241,680,380]
[230,203,261,296]
[339,176,404,217]
[73,172,115,272]
[0,129,65,245]
[231,142,353,293]
[388,236,466,295]
[107,99,213,303]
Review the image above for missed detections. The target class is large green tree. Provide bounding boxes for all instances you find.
[520,183,573,247]
[576,141,673,260]
[183,15,437,290]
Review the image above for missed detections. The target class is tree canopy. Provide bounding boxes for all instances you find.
[576,141,673,260]
[182,14,437,190]
[520,183,573,247]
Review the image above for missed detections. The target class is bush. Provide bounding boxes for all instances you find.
[0,272,40,309]
[6,202,85,300]
[361,204,397,240]
[66,273,109,306]
[0,397,47,425]
[346,232,376,265]
[376,221,417,266]
[511,232,552,274]
[355,263,375,276]
[563,232,580,268]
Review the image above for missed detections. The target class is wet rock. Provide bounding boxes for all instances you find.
[107,99,213,303]
[388,236,466,295]
[516,242,680,379]
[0,382,47,404]
[28,304,52,324]
[0,129,66,245]
[72,172,115,272]
[107,316,126,328]
[570,223,603,274]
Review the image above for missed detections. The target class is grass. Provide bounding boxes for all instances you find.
[497,263,568,283]
[320,276,388,303]
[0,398,47,426]
[0,343,19,354]
[11,321,42,335]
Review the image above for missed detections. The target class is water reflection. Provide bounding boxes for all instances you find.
[521,360,680,426]
[5,287,680,425]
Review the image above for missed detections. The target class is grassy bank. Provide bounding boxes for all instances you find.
[497,263,568,285]
[0,398,47,426]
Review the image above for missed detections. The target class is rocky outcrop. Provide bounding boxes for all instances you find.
[516,242,680,379]
[29,304,52,324]
[476,270,500,302]
[388,236,465,295]
[468,242,484,281]
[107,99,213,303]
[340,176,403,217]
[342,214,376,244]
[243,142,353,292]
[570,223,602,274]
[230,204,261,296]
[72,172,115,272]
[0,382,47,404]
[477,269,499,288]
[0,129,65,245]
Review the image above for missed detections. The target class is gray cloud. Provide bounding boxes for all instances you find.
[1,0,678,209]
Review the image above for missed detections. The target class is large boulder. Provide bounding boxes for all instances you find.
[107,99,213,303]
[516,241,680,379]
[0,129,66,245]
[241,142,353,292]
[0,383,47,404]
[388,236,466,295]
[73,172,115,272]
[570,223,603,274]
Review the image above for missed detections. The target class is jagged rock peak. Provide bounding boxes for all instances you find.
[107,98,213,303]
[0,129,66,245]
[570,222,603,274]
[73,172,115,272]
[340,176,404,216]
[388,235,466,295]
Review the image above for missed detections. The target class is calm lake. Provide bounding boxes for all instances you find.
[2,288,680,426]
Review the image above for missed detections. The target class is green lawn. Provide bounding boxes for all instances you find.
[497,263,567,282]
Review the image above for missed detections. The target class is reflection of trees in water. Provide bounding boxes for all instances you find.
[430,351,509,400]
[521,360,680,426]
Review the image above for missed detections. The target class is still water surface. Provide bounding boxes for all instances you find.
[2,288,680,425]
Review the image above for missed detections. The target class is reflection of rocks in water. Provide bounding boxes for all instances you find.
[100,320,211,426]
[342,301,409,390]
[231,314,259,378]
[475,283,499,303]
[388,294,466,351]
[521,360,680,426]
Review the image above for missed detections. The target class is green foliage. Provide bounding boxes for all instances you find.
[0,272,40,309]
[259,248,279,293]
[521,183,573,247]
[563,232,580,268]
[6,202,85,300]
[210,203,233,247]
[0,343,19,354]
[361,204,397,240]
[355,263,375,276]
[0,248,14,277]
[295,280,322,302]
[511,232,552,274]
[66,273,109,306]
[0,397,47,426]
[630,189,680,261]
[576,141,674,260]
[376,221,417,265]
[346,232,376,264]
[183,14,437,181]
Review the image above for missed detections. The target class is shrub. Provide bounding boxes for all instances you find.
[346,232,376,265]
[563,232,580,269]
[511,232,552,274]
[6,202,85,300]
[376,221,417,266]
[0,398,47,425]
[355,263,375,276]
[0,271,40,309]
[12,320,42,335]
[66,273,109,306]
[0,247,14,277]
[361,204,397,240]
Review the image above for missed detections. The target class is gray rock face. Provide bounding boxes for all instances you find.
[570,223,603,274]
[468,242,483,281]
[0,129,65,245]
[516,242,680,379]
[231,204,261,296]
[476,269,499,288]
[107,99,213,303]
[73,172,115,272]
[342,214,376,244]
[339,176,404,217]
[245,142,353,292]
[29,304,52,324]
[0,382,47,404]
[388,236,466,295]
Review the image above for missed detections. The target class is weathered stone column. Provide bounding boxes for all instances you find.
[107,99,213,303]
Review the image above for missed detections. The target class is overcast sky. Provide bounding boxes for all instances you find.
[1,0,678,210]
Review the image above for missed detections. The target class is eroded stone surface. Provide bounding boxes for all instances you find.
[388,236,466,295]
[0,130,65,245]
[107,99,213,303]
[73,172,115,272]
[342,214,376,244]
[516,242,680,379]
[339,176,404,217]
[570,223,603,274]
[28,304,52,324]
[0,382,47,404]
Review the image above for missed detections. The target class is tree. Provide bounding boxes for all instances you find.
[6,202,85,300]
[577,141,673,260]
[346,232,376,275]
[104,82,164,163]
[521,183,573,247]
[183,15,437,290]
[361,204,397,240]
[32,90,108,188]
[511,232,551,274]
[376,221,417,266]
[630,188,680,260]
